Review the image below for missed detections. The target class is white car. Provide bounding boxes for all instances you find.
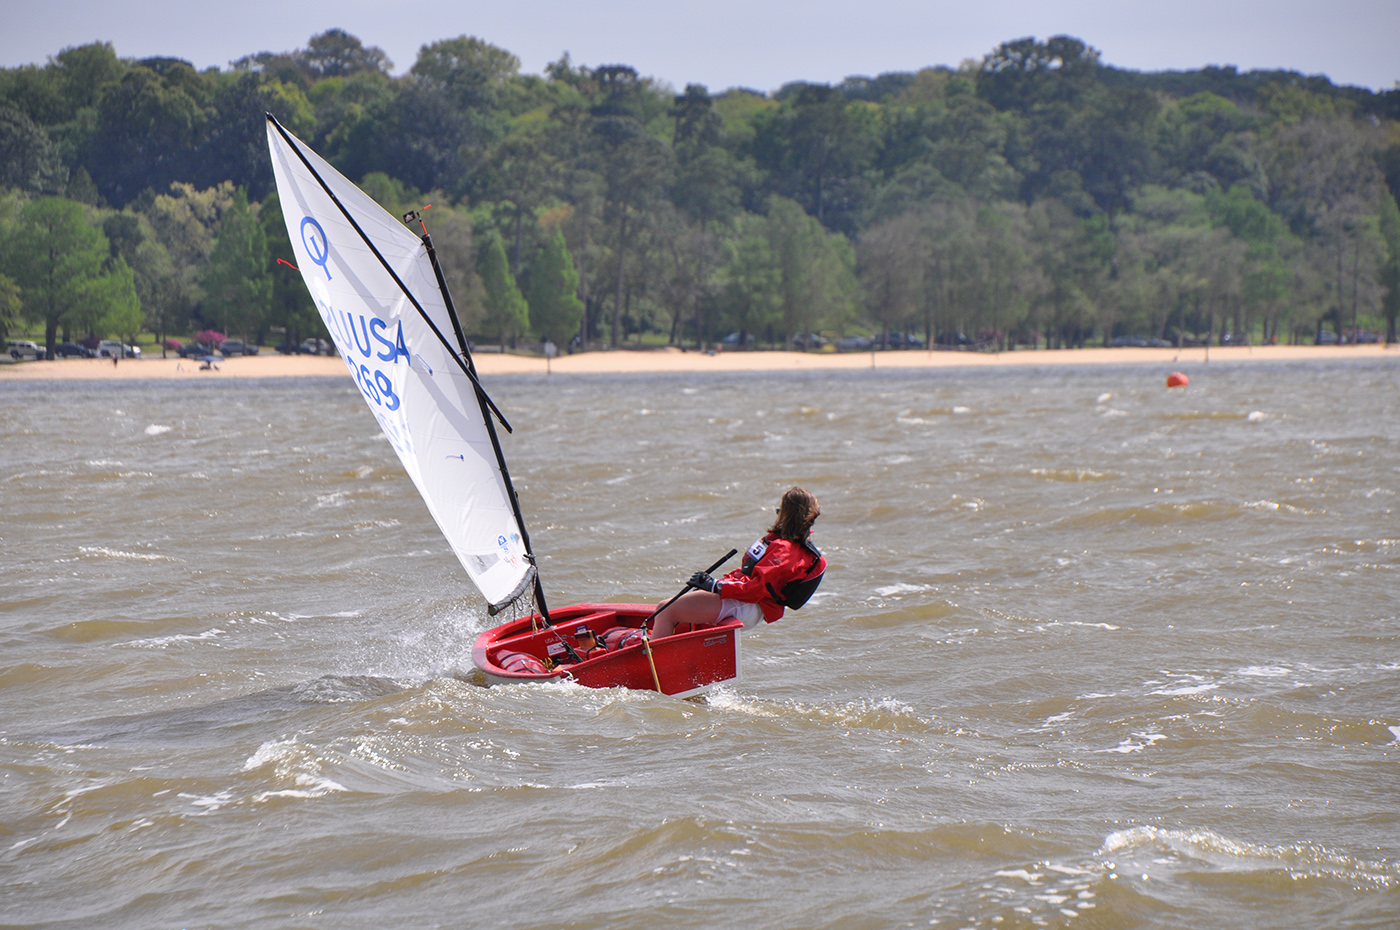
[8,339,41,360]
[96,340,141,358]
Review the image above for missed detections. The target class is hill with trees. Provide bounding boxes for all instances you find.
[2,30,1397,356]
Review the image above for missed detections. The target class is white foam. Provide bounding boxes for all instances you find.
[243,738,346,802]
[78,546,180,562]
[1237,665,1289,678]
[120,628,225,648]
[1095,733,1167,753]
[144,424,172,435]
[874,582,933,597]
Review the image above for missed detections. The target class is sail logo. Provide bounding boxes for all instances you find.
[300,217,333,280]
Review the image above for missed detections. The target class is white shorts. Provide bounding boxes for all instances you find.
[718,599,765,629]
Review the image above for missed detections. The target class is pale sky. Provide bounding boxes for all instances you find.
[2,0,1396,94]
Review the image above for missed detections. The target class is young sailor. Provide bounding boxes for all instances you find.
[651,487,826,638]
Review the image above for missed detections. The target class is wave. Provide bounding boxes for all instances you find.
[1098,825,1400,889]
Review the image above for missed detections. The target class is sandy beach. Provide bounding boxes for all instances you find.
[1,343,1395,381]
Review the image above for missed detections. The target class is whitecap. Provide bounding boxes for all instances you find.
[1095,732,1167,753]
[78,546,181,562]
[144,424,172,436]
[243,738,347,801]
[874,582,933,597]
[1150,682,1218,696]
[120,628,225,648]
[1237,665,1289,678]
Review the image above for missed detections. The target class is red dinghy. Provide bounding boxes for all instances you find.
[474,604,742,697]
[268,117,748,698]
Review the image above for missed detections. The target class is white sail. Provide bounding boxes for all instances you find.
[266,116,534,611]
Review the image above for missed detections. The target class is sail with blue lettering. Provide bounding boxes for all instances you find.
[265,115,535,612]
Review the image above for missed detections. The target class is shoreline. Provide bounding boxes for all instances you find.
[1,343,1395,381]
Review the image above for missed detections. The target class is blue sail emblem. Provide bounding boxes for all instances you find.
[300,216,332,281]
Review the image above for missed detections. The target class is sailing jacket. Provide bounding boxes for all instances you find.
[718,534,826,622]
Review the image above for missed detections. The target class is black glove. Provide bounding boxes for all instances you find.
[688,571,720,593]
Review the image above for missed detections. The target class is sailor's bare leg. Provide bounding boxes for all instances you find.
[652,590,722,638]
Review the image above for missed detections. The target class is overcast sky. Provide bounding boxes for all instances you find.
[2,0,1396,94]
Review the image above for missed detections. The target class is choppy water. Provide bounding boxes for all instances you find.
[3,359,1398,929]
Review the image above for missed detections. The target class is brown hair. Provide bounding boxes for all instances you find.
[769,487,820,542]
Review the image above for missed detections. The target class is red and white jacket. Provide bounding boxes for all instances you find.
[717,533,826,622]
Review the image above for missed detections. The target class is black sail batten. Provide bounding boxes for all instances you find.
[266,113,537,616]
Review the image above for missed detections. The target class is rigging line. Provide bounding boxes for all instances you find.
[265,113,512,434]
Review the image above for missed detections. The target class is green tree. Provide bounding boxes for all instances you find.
[527,226,584,346]
[752,84,881,233]
[411,36,519,110]
[93,255,142,343]
[0,272,19,340]
[85,61,211,206]
[0,102,67,193]
[671,84,748,226]
[715,214,781,344]
[202,188,270,340]
[298,29,392,79]
[765,195,859,340]
[131,237,193,353]
[259,190,320,351]
[2,196,111,354]
[479,235,528,349]
[859,211,926,344]
[1378,190,1400,344]
[586,67,674,345]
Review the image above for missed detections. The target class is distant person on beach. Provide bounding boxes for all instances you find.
[652,487,826,638]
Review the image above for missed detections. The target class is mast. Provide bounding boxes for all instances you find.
[418,231,553,623]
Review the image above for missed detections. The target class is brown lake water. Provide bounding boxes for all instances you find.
[2,359,1398,929]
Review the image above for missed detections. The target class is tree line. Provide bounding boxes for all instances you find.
[1,30,1398,356]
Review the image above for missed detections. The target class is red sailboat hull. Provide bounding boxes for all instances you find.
[472,603,742,698]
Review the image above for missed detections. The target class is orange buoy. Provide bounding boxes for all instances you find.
[1166,371,1189,388]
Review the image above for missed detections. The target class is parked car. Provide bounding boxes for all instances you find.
[178,342,213,358]
[95,340,140,358]
[301,337,331,355]
[721,331,754,347]
[219,339,249,357]
[1112,335,1150,347]
[8,339,41,360]
[837,335,873,351]
[790,333,829,350]
[54,342,93,357]
[1316,331,1339,345]
[887,332,926,348]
